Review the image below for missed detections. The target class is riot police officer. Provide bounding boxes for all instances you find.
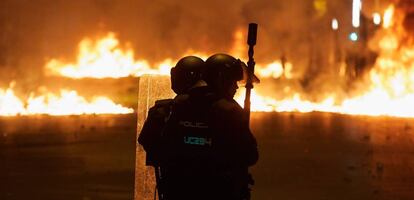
[138,55,206,167]
[161,53,258,200]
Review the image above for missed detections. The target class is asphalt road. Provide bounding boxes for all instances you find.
[1,112,414,200]
[0,114,137,200]
[250,112,414,200]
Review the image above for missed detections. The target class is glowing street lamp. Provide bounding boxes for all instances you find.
[352,0,362,28]
[383,5,394,28]
[331,18,339,30]
[331,18,341,63]
[349,32,358,41]
[373,12,381,25]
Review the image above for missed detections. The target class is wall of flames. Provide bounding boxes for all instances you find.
[0,83,133,116]
[1,4,413,117]
[234,5,414,118]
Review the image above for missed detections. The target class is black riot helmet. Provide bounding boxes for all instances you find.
[204,53,244,98]
[170,56,206,94]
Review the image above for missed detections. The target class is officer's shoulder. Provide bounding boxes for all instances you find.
[212,98,243,112]
[149,99,173,113]
[154,98,173,107]
[148,99,173,118]
[173,94,190,105]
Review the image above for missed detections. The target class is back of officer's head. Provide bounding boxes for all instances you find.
[170,56,206,94]
[204,53,243,98]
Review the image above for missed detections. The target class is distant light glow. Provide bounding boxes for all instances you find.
[383,5,394,28]
[331,18,339,30]
[373,12,381,25]
[349,32,358,41]
[352,0,362,28]
[313,0,327,18]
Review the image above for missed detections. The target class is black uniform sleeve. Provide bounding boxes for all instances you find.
[211,99,259,168]
[138,100,172,166]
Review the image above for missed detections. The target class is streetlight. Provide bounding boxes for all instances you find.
[352,0,362,28]
[373,12,381,25]
[331,18,339,30]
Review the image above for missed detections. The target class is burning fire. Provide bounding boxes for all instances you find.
[0,86,26,116]
[25,90,133,115]
[3,4,413,117]
[336,4,414,118]
[236,4,414,118]
[0,85,133,116]
[235,89,336,113]
[46,32,171,78]
[256,62,294,79]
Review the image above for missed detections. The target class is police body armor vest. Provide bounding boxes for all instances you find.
[162,89,218,172]
[161,88,253,200]
[159,88,224,200]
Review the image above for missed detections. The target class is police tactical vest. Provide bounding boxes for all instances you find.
[160,87,257,200]
[162,88,218,170]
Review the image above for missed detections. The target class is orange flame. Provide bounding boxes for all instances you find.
[46,32,171,78]
[234,5,414,118]
[0,87,26,116]
[45,32,210,79]
[0,86,133,116]
[26,5,414,118]
[26,90,133,115]
[256,61,294,79]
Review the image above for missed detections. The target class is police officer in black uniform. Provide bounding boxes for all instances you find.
[161,53,258,200]
[138,55,206,167]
